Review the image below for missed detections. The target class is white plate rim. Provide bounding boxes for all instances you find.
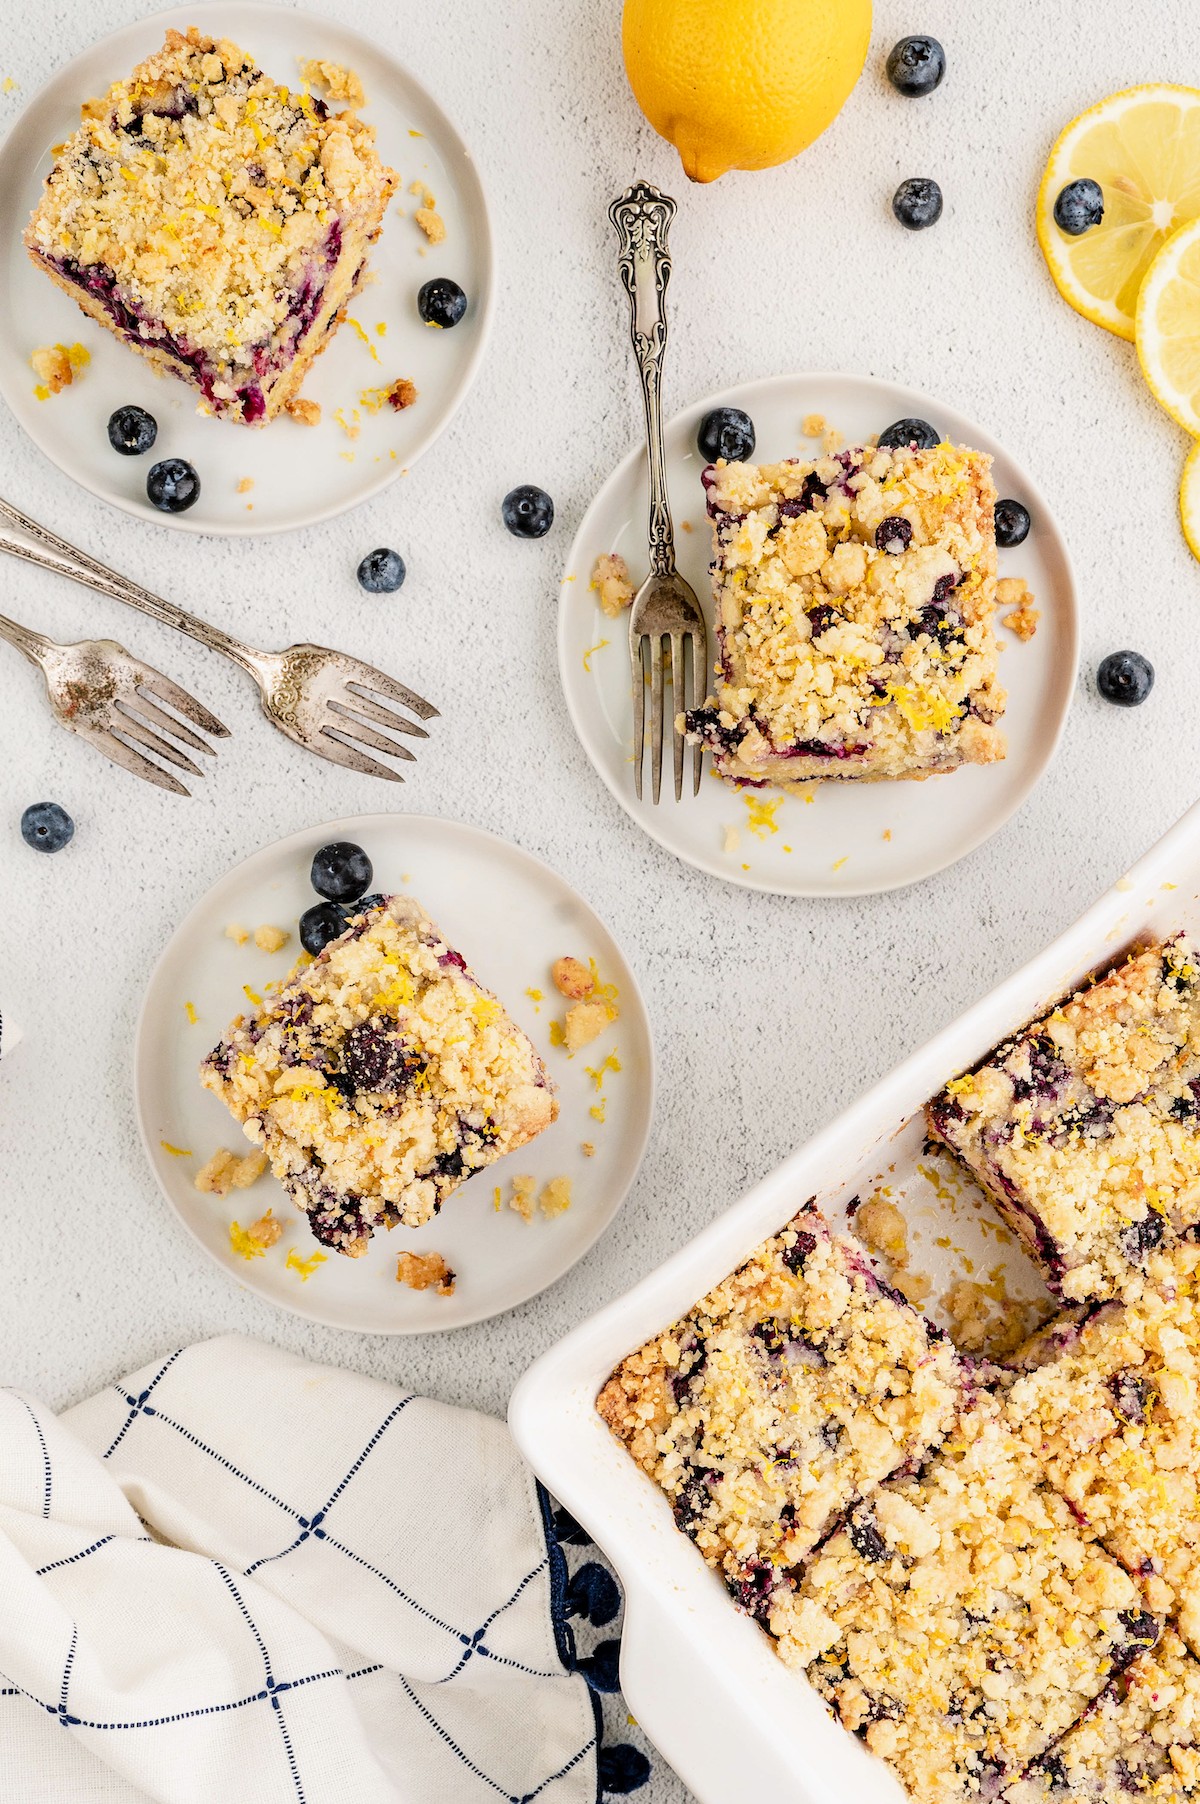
[131,811,656,1333]
[0,0,496,537]
[559,370,1080,898]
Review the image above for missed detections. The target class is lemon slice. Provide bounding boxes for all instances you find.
[1038,85,1200,340]
[1181,441,1200,562]
[1138,218,1200,433]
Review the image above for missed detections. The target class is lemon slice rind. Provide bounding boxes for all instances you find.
[1137,217,1200,437]
[1181,441,1200,564]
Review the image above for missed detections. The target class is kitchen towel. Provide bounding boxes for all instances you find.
[0,1335,649,1804]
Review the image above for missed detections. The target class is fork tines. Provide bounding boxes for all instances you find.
[632,625,705,803]
[317,669,439,784]
[105,674,229,795]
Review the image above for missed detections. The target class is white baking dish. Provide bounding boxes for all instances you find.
[509,797,1200,1804]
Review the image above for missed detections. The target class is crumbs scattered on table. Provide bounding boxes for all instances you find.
[286,1247,327,1280]
[225,923,249,946]
[229,1207,283,1261]
[591,552,635,618]
[31,341,89,398]
[581,1141,596,1157]
[160,1139,191,1158]
[254,924,289,953]
[285,396,321,426]
[184,1001,197,1024]
[582,639,609,672]
[236,477,254,495]
[195,1146,269,1197]
[723,825,741,854]
[743,793,782,839]
[997,576,1040,641]
[297,57,365,106]
[396,1250,456,1295]
[801,412,827,437]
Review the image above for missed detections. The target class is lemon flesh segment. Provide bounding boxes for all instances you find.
[1037,85,1200,341]
[1181,441,1200,564]
[622,0,872,184]
[1137,217,1200,435]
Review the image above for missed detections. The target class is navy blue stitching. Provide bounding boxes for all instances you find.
[112,1411,301,1520]
[244,1399,413,1578]
[345,1664,383,1682]
[36,1536,115,1578]
[59,1625,77,1722]
[216,1566,310,1802]
[17,1398,52,1519]
[320,1533,467,1648]
[102,1350,184,1459]
[434,1562,552,1684]
[395,1671,512,1800]
[520,1730,598,1802]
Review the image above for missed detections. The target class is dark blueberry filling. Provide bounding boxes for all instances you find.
[789,738,869,760]
[1051,1094,1117,1144]
[1112,1609,1159,1668]
[685,706,749,756]
[726,1559,778,1621]
[876,515,913,554]
[336,1022,422,1096]
[806,602,839,637]
[781,1229,818,1273]
[1121,1212,1166,1263]
[1011,1035,1071,1103]
[1163,946,1196,993]
[1171,1078,1200,1122]
[673,1464,719,1530]
[779,471,829,516]
[438,948,468,971]
[1109,1370,1151,1423]
[306,1187,373,1249]
[819,1420,843,1452]
[845,1504,890,1564]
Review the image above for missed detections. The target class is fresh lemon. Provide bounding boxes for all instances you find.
[1037,84,1200,340]
[1180,440,1200,562]
[1138,217,1200,435]
[622,0,872,185]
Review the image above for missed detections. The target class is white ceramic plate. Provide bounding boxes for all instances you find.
[561,372,1078,897]
[0,2,494,535]
[134,814,653,1332]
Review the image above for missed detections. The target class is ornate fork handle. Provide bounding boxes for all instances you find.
[610,180,679,579]
[0,496,263,675]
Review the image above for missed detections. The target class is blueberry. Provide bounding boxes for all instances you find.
[697,407,756,463]
[502,484,554,539]
[357,548,406,593]
[342,892,385,919]
[846,1505,890,1564]
[1097,649,1154,707]
[893,177,943,230]
[311,841,373,903]
[1054,178,1105,237]
[994,499,1031,547]
[107,404,157,456]
[146,457,200,513]
[20,801,74,854]
[876,515,913,554]
[417,277,467,328]
[879,417,940,451]
[886,35,946,97]
[300,901,349,957]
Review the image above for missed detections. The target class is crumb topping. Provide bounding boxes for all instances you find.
[395,1249,455,1295]
[686,444,1006,787]
[194,1145,268,1196]
[297,57,365,107]
[998,575,1040,641]
[30,340,88,396]
[591,551,635,618]
[254,923,289,952]
[285,395,321,425]
[200,894,558,1252]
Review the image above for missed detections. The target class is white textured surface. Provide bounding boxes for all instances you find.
[2,2,1199,1797]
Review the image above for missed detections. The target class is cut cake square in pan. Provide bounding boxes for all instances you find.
[1005,1239,1200,1653]
[778,1396,1162,1804]
[1005,1628,1200,1804]
[597,1199,964,1627]
[683,442,1006,787]
[24,28,397,425]
[927,937,1200,1304]
[201,895,557,1254]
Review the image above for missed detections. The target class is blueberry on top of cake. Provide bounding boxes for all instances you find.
[684,443,1006,786]
[201,895,557,1253]
[25,28,397,425]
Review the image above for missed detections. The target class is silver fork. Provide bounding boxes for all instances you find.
[610,180,707,802]
[0,613,228,794]
[0,496,438,783]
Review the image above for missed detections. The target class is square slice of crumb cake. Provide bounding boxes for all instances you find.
[928,937,1200,1305]
[201,896,557,1254]
[25,28,396,425]
[684,443,1005,787]
[597,1200,964,1626]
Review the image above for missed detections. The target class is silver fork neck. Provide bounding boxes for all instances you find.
[611,180,679,580]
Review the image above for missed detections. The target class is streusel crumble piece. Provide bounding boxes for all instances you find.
[597,1201,963,1628]
[1006,1240,1200,1650]
[684,443,1005,787]
[201,895,557,1254]
[1006,1628,1200,1804]
[928,938,1200,1302]
[25,28,397,425]
[780,1396,1161,1804]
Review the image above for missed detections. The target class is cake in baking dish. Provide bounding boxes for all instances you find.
[25,28,396,424]
[682,442,1005,787]
[201,895,557,1253]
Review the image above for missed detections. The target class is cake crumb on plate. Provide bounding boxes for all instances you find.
[195,1146,269,1196]
[253,924,289,953]
[591,552,635,617]
[396,1250,456,1295]
[297,57,365,106]
[285,396,321,426]
[998,576,1040,641]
